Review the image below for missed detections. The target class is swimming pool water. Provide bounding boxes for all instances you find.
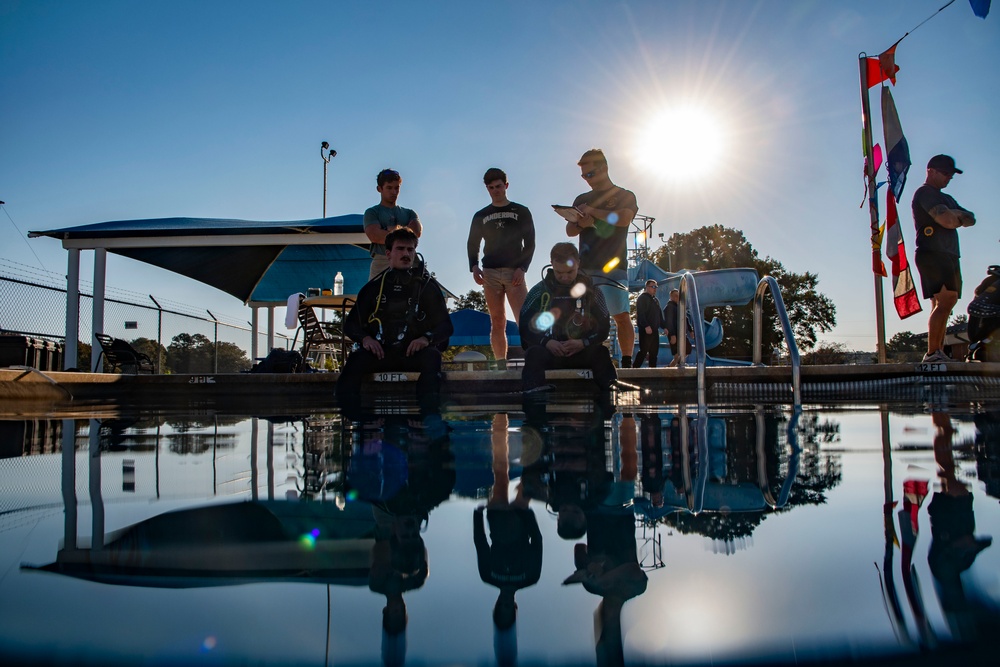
[1,400,998,666]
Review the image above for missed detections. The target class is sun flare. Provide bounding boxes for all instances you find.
[633,106,725,181]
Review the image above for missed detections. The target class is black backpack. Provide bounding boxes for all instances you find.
[251,348,304,374]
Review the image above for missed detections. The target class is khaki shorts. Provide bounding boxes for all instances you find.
[482,267,521,292]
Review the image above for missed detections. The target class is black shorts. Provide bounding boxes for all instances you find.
[915,249,962,299]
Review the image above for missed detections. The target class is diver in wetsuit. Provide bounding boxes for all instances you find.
[337,226,454,406]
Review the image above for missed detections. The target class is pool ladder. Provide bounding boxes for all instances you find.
[676,273,802,408]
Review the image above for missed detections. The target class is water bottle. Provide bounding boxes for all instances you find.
[334,271,344,296]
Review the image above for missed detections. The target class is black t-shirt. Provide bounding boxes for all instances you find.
[467,201,536,271]
[573,186,638,272]
[912,184,968,256]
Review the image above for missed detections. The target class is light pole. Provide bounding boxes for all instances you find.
[658,232,672,272]
[320,141,337,218]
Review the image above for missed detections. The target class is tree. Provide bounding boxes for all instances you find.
[651,225,836,360]
[130,337,167,372]
[215,341,251,372]
[451,289,488,313]
[167,333,213,373]
[884,331,924,362]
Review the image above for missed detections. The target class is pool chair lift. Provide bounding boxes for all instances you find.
[656,268,802,407]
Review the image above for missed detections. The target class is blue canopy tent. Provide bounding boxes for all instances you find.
[29,215,375,370]
[448,308,520,347]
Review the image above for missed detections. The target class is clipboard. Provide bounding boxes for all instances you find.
[552,204,583,223]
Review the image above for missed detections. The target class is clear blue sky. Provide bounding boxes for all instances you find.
[2,0,996,349]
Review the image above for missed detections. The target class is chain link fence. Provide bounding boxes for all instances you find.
[1,259,291,372]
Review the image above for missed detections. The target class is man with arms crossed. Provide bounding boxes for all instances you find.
[912,154,976,363]
[468,167,536,370]
[633,279,662,368]
[566,149,639,368]
[364,168,423,279]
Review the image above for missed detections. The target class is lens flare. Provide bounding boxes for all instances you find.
[533,312,555,331]
[299,534,317,550]
[608,212,619,224]
[570,282,586,298]
[602,257,620,273]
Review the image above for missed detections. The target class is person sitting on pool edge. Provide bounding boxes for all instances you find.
[518,242,617,394]
[336,226,453,407]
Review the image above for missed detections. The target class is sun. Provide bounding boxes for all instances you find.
[633,106,725,181]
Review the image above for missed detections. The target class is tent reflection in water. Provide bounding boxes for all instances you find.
[25,500,377,587]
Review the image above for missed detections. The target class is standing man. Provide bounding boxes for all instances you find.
[566,149,639,368]
[336,227,453,407]
[912,154,976,363]
[468,167,536,370]
[662,289,680,367]
[519,242,617,394]
[364,169,423,280]
[633,279,662,368]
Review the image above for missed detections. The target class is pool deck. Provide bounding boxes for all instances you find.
[2,361,998,415]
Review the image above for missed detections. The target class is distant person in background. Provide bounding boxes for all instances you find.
[468,167,536,370]
[337,227,453,408]
[519,242,617,394]
[365,168,423,279]
[912,154,976,363]
[633,279,662,368]
[566,149,639,368]
[662,289,680,367]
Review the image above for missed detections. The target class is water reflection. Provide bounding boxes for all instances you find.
[884,411,998,650]
[1,401,998,665]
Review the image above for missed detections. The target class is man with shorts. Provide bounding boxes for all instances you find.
[364,169,423,279]
[912,154,976,363]
[468,167,536,369]
[566,149,639,368]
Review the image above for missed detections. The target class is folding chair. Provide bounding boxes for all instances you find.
[291,297,340,371]
[94,333,155,374]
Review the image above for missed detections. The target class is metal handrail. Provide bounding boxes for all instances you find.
[676,272,708,408]
[752,276,801,407]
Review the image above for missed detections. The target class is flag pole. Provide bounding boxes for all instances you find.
[860,53,888,363]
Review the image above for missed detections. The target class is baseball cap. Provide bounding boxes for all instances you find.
[927,154,963,174]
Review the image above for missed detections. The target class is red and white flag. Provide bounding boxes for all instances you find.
[884,191,921,319]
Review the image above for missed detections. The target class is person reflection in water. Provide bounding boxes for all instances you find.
[926,411,996,642]
[640,415,666,510]
[473,413,543,666]
[369,507,427,667]
[348,407,455,667]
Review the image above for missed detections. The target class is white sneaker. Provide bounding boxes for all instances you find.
[922,350,952,363]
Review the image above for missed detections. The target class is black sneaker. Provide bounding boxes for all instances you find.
[495,359,508,371]
[620,356,632,369]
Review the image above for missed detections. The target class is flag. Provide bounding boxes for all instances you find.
[881,87,911,203]
[865,56,898,88]
[878,42,901,85]
[969,0,991,18]
[885,192,922,319]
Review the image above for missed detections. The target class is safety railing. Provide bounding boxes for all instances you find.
[752,276,801,406]
[675,272,708,408]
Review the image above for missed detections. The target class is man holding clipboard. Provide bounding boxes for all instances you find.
[557,149,639,368]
